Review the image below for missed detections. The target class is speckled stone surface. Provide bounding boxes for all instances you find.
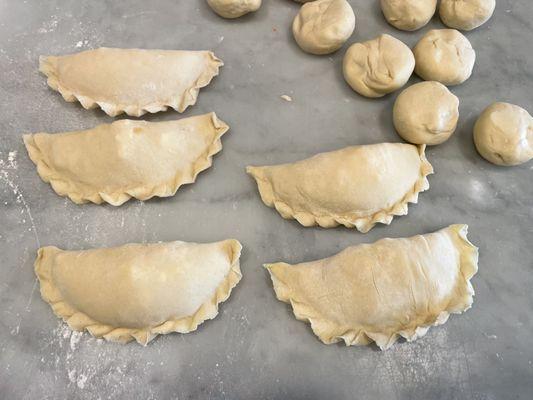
[0,1,532,399]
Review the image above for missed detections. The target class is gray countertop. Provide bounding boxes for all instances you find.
[1,0,532,399]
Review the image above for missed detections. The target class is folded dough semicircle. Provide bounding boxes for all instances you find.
[23,112,228,206]
[247,143,433,233]
[35,239,242,345]
[265,224,478,350]
[39,47,223,117]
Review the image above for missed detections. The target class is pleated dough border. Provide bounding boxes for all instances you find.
[248,145,433,232]
[265,225,478,350]
[35,241,243,345]
[39,51,223,117]
[23,112,229,206]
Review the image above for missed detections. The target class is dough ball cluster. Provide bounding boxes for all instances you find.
[393,81,459,145]
[343,34,414,98]
[440,0,496,31]
[413,29,476,86]
[292,0,355,55]
[474,102,533,166]
[380,0,437,31]
[207,0,261,19]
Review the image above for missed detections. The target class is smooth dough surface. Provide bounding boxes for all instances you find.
[380,0,437,31]
[473,102,533,166]
[40,48,223,117]
[393,81,459,145]
[343,34,415,98]
[24,112,228,206]
[207,0,261,18]
[35,239,242,345]
[246,143,433,233]
[439,0,496,31]
[292,0,355,55]
[266,225,478,350]
[413,29,475,86]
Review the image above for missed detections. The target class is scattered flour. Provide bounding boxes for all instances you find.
[75,40,89,48]
[8,151,17,166]
[51,323,94,390]
[70,331,83,351]
[483,333,498,340]
[45,322,154,396]
[77,373,88,389]
[0,150,40,246]
[67,369,76,383]
[67,368,88,389]
[0,150,18,170]
[37,16,59,34]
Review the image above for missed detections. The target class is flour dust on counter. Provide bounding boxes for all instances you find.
[1,0,533,399]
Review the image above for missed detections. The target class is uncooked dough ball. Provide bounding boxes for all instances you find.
[292,0,355,55]
[207,0,261,19]
[474,102,533,166]
[393,81,459,145]
[380,0,437,31]
[343,34,415,98]
[440,0,496,31]
[413,29,475,86]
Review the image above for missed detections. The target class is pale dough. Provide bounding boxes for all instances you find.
[474,102,533,166]
[393,81,459,145]
[440,0,496,31]
[414,29,475,86]
[40,48,223,117]
[207,0,261,18]
[246,143,433,233]
[24,113,228,206]
[35,239,242,345]
[292,0,355,55]
[380,0,437,31]
[266,225,478,350]
[343,34,415,98]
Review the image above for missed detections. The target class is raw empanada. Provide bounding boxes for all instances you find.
[246,143,433,233]
[40,48,223,117]
[266,225,478,350]
[23,112,228,206]
[35,239,242,345]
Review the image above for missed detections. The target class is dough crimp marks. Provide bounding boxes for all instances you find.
[39,49,223,117]
[35,241,242,345]
[266,225,478,350]
[23,113,229,206]
[247,145,433,233]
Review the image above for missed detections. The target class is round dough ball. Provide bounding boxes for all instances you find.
[393,81,459,145]
[413,29,476,86]
[440,0,496,31]
[380,0,437,31]
[343,34,415,98]
[207,0,261,19]
[292,0,355,55]
[474,102,533,166]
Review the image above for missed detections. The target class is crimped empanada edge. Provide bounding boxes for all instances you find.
[23,112,229,206]
[34,239,243,345]
[247,144,434,233]
[264,224,479,350]
[39,50,223,117]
